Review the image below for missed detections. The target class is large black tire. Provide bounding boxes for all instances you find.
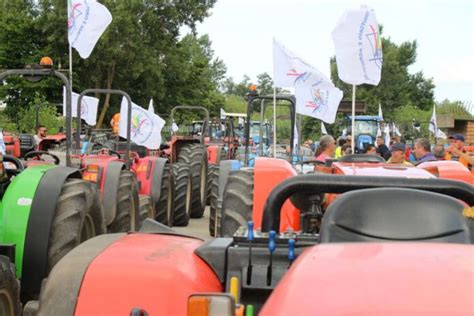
[48,179,91,272]
[177,144,208,218]
[138,195,155,228]
[220,169,254,237]
[209,165,221,237]
[172,163,192,227]
[68,179,106,241]
[107,170,139,233]
[154,163,175,226]
[0,256,21,316]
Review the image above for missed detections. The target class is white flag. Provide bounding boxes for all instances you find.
[273,38,333,89]
[148,99,154,113]
[118,97,165,150]
[429,106,437,137]
[376,127,382,137]
[294,79,343,124]
[378,104,383,120]
[68,0,112,59]
[342,128,347,138]
[293,122,299,148]
[171,121,179,133]
[332,6,383,85]
[437,128,447,139]
[62,86,98,126]
[321,122,328,135]
[384,123,391,146]
[220,108,226,119]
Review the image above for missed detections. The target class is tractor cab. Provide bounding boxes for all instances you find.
[346,115,382,152]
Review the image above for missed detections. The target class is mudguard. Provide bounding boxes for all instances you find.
[0,165,81,295]
[260,243,474,315]
[417,160,473,185]
[31,233,222,316]
[134,157,168,202]
[253,158,298,232]
[218,160,241,199]
[101,160,125,226]
[207,145,220,165]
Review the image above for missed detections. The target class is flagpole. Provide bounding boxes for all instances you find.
[273,87,277,158]
[351,84,356,154]
[69,44,73,88]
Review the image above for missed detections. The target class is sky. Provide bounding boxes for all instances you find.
[195,0,474,104]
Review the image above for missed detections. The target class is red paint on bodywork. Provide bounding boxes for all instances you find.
[417,160,473,185]
[132,156,157,196]
[74,234,221,315]
[82,155,120,192]
[207,145,219,165]
[261,243,474,315]
[253,158,299,232]
[331,162,435,178]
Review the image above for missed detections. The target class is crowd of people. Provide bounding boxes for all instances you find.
[310,132,473,168]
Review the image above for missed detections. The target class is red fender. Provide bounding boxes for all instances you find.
[417,160,473,185]
[74,234,222,315]
[3,134,21,157]
[207,145,220,165]
[261,243,474,315]
[132,156,155,196]
[253,158,299,232]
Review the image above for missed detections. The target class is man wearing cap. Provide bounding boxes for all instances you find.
[387,142,411,165]
[445,134,471,168]
[413,138,437,164]
[376,136,391,160]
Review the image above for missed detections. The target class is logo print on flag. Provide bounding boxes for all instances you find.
[305,87,328,116]
[366,23,383,69]
[67,1,83,30]
[131,107,155,144]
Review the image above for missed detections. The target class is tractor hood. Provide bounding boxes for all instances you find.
[333,162,436,178]
[260,243,474,315]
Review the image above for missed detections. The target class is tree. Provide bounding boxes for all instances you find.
[330,34,435,120]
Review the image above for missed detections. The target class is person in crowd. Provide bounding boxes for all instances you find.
[376,136,391,160]
[413,138,436,163]
[110,113,120,134]
[364,144,377,155]
[341,143,352,156]
[315,135,336,162]
[445,134,471,168]
[432,145,446,160]
[387,142,411,165]
[34,125,47,149]
[334,138,346,159]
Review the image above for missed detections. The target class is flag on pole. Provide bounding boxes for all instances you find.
[62,86,98,126]
[378,104,383,120]
[321,122,328,135]
[68,0,112,59]
[171,121,179,133]
[332,6,383,85]
[118,97,165,149]
[429,106,438,137]
[273,38,334,89]
[392,122,402,136]
[148,99,155,114]
[437,128,447,139]
[220,108,226,119]
[384,123,391,147]
[376,127,382,138]
[294,80,343,124]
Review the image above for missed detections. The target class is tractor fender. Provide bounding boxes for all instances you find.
[42,234,221,315]
[22,166,82,296]
[207,145,220,165]
[218,160,241,199]
[102,161,125,226]
[253,158,298,232]
[150,157,168,203]
[417,160,473,185]
[27,234,126,316]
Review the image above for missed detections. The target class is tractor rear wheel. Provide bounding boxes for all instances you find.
[138,195,155,228]
[220,169,254,237]
[177,144,208,218]
[0,256,21,316]
[107,170,139,233]
[172,163,192,227]
[154,163,175,226]
[209,165,221,237]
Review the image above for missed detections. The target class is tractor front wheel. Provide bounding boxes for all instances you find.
[107,170,139,233]
[172,163,192,226]
[220,169,254,237]
[209,165,221,237]
[138,195,155,228]
[0,256,21,316]
[154,163,175,226]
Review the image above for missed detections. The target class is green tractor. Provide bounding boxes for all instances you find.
[0,64,105,312]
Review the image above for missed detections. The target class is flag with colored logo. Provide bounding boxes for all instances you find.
[294,79,343,124]
[273,38,333,89]
[332,6,383,85]
[62,86,99,126]
[119,97,165,149]
[68,0,112,59]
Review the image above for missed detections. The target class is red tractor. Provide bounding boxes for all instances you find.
[77,89,174,228]
[22,175,473,315]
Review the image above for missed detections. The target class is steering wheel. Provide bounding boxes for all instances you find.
[3,155,25,176]
[92,143,122,159]
[24,151,60,165]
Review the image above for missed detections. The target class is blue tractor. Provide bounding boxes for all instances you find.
[346,115,382,152]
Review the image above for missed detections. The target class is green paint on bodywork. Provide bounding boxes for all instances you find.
[0,165,55,278]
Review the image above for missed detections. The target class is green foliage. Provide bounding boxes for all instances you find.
[392,104,430,140]
[437,99,473,119]
[17,94,64,134]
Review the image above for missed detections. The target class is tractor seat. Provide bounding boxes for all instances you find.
[319,188,470,244]
[338,154,385,163]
